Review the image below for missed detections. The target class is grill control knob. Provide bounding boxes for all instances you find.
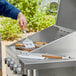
[13,64,18,74]
[5,58,12,67]
[5,58,8,64]
[17,65,22,74]
[10,61,15,70]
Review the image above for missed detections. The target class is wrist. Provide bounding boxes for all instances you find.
[18,12,24,19]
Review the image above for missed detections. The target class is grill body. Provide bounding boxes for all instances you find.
[5,0,76,76]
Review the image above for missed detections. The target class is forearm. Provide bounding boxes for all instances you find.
[0,0,27,29]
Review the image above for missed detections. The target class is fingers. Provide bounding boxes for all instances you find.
[19,18,27,30]
[23,20,27,29]
[18,12,27,30]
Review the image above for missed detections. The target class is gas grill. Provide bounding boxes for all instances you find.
[5,0,76,76]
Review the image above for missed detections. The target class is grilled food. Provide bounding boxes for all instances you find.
[15,43,32,51]
[15,45,33,52]
[15,43,25,47]
[35,42,47,45]
[15,41,47,51]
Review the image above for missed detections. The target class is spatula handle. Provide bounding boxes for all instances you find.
[42,55,62,59]
[24,30,27,38]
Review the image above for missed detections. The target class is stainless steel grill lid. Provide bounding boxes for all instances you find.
[56,0,76,30]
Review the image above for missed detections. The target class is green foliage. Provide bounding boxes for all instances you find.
[28,11,56,31]
[7,0,56,31]
[0,18,21,40]
[0,0,56,40]
[42,2,59,15]
[50,2,58,11]
[7,0,42,22]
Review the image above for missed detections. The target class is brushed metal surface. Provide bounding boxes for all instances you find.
[19,32,76,76]
[56,0,76,30]
[32,32,76,58]
[5,0,76,76]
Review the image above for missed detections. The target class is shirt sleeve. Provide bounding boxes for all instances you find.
[0,0,21,19]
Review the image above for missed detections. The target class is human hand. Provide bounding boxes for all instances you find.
[18,12,27,29]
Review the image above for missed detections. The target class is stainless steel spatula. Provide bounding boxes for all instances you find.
[23,30,35,49]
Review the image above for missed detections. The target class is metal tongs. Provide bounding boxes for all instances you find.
[18,52,73,60]
[23,29,35,49]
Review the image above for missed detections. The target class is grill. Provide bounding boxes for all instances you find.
[5,0,76,76]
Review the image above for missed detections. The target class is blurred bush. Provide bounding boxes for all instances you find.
[0,18,21,40]
[29,11,56,31]
[41,2,59,15]
[0,0,56,40]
